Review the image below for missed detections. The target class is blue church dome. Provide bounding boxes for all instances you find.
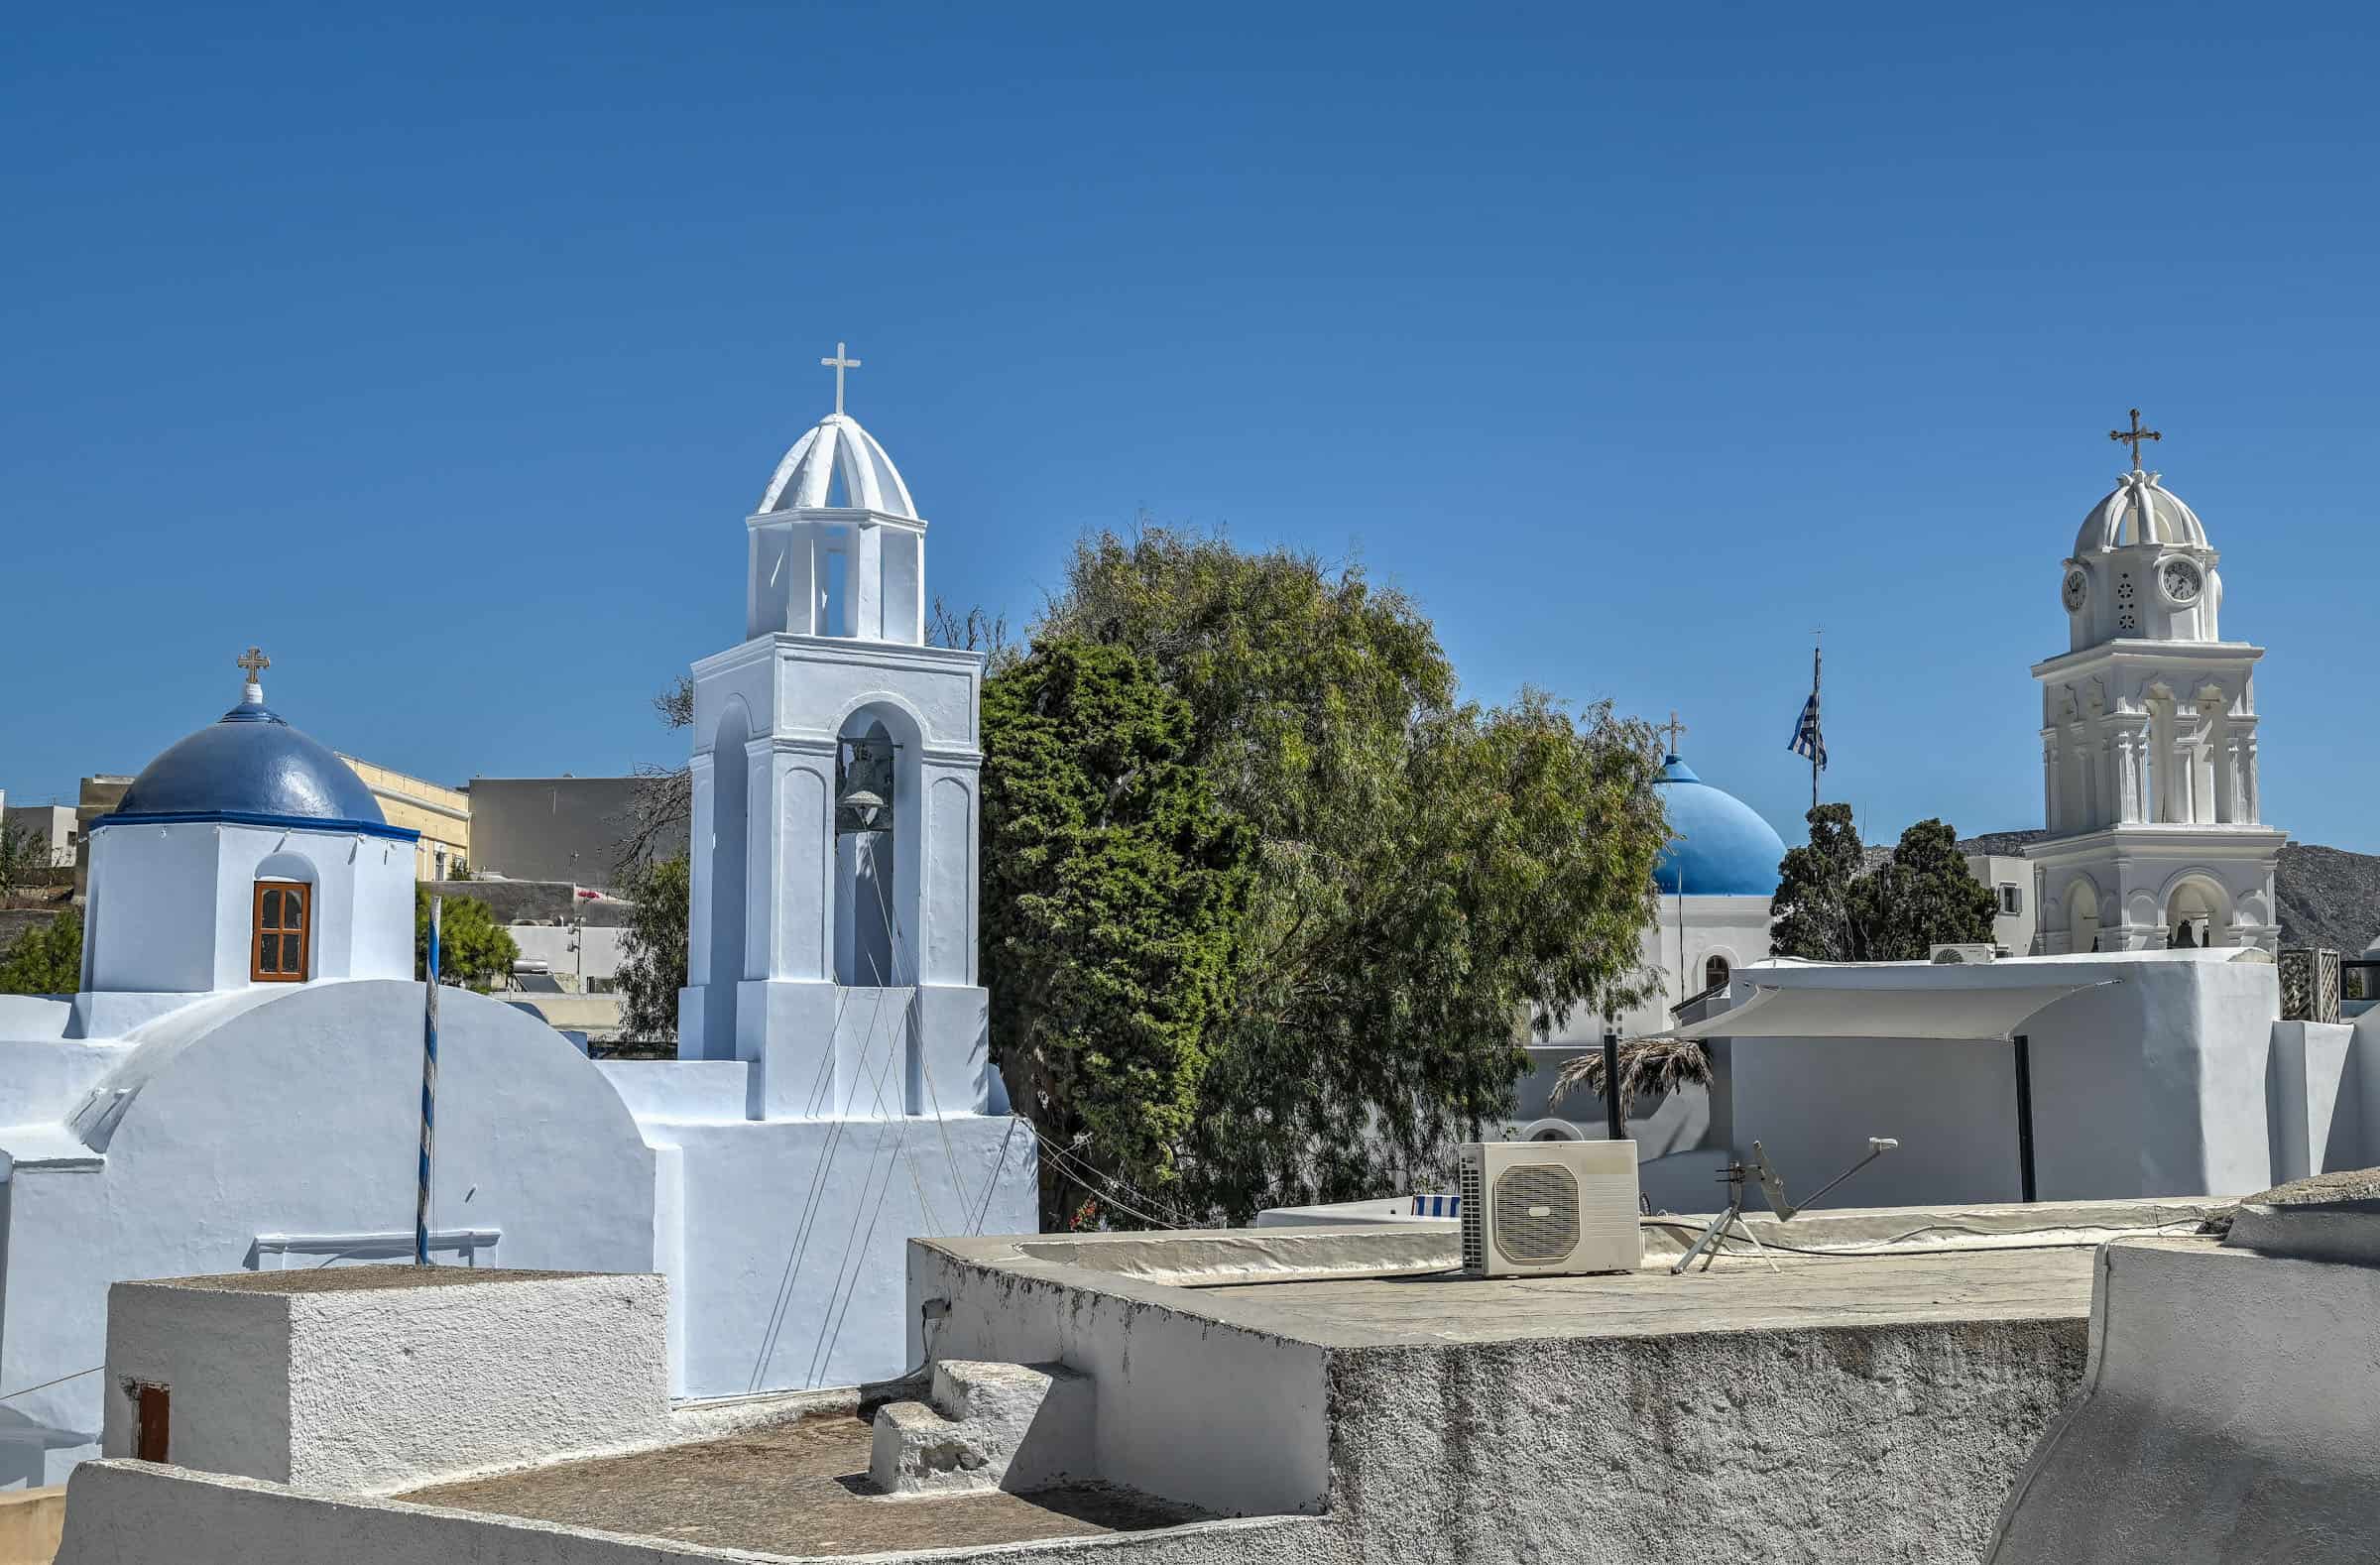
[1653,756,1786,897]
[105,679,394,832]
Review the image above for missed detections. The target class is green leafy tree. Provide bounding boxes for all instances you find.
[1769,803,1867,961]
[1031,528,1668,1221]
[0,908,82,995]
[0,825,54,898]
[616,853,690,1041]
[1853,818,1999,960]
[982,638,1253,1230]
[414,887,519,991]
[1770,808,1998,962]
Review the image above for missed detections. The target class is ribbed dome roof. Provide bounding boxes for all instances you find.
[1653,757,1787,897]
[756,413,918,519]
[108,686,387,827]
[2075,469,2208,555]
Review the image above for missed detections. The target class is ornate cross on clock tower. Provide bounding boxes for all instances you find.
[2109,408,2161,469]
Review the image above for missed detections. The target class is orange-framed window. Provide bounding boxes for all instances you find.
[252,883,310,983]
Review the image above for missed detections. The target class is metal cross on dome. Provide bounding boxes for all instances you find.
[2110,409,2162,469]
[1660,710,1688,756]
[820,342,862,417]
[236,647,270,680]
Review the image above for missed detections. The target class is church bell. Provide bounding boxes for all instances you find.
[836,738,895,833]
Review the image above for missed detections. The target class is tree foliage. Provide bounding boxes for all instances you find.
[1027,528,1668,1221]
[616,853,691,1040]
[1769,803,1868,961]
[0,909,81,995]
[1769,806,1998,961]
[0,825,57,898]
[981,638,1252,1229]
[414,887,519,991]
[1853,817,1999,960]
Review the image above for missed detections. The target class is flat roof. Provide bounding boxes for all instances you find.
[1192,1247,2098,1348]
[405,1410,1211,1557]
[921,1230,2106,1352]
[146,1265,617,1295]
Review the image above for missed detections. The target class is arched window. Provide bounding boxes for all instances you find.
[1703,955,1731,993]
[252,883,310,982]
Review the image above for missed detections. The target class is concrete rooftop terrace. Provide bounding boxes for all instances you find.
[914,1217,2128,1353]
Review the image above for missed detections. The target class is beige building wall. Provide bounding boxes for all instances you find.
[337,756,470,881]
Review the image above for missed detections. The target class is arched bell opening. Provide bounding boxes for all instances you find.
[2069,879,2101,954]
[706,702,751,1052]
[2165,875,2232,950]
[834,703,922,988]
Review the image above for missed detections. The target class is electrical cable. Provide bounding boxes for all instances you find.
[1637,1214,2206,1261]
[0,1366,99,1403]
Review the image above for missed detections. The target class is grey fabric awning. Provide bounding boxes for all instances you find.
[1669,979,2118,1043]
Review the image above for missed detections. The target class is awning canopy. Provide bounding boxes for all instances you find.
[1670,979,2118,1043]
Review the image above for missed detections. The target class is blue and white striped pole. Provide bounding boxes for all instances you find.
[417,895,440,1265]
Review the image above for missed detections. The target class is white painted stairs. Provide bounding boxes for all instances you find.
[869,1359,1095,1497]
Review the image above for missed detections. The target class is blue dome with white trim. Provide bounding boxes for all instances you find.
[1653,756,1786,897]
[106,682,388,829]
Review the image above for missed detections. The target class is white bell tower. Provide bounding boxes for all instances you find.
[677,347,992,1121]
[2026,413,2285,953]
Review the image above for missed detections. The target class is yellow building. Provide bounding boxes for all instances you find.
[336,755,470,881]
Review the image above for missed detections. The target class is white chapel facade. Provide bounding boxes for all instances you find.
[2027,414,2286,953]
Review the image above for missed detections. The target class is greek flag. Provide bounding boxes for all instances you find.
[1788,693,1827,771]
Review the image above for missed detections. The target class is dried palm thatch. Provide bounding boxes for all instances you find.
[1552,1037,1713,1120]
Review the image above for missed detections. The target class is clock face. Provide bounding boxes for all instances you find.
[2161,558,2203,604]
[2062,569,2088,613]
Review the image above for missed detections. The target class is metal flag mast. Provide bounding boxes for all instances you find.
[416,896,440,1265]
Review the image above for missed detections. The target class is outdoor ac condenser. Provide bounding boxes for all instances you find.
[1458,1141,1641,1278]
[1929,943,2000,964]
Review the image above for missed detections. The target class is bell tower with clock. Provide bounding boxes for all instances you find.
[2024,413,2285,954]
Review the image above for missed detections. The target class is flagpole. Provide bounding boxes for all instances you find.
[1810,632,1823,813]
[417,896,440,1266]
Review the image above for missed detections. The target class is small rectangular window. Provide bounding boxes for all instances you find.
[252,882,310,983]
[1998,883,2024,916]
[133,1382,170,1463]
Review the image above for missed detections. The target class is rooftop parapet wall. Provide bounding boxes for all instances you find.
[101,1268,670,1496]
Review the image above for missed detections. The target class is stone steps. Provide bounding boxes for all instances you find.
[868,1359,1093,1497]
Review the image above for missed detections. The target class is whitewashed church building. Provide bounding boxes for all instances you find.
[0,370,1034,1486]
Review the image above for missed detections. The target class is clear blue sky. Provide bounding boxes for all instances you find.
[6,3,2373,852]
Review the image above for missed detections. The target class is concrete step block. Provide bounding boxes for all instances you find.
[869,1359,1095,1497]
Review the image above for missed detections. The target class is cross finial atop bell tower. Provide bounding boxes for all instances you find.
[820,341,862,417]
[2109,408,2162,470]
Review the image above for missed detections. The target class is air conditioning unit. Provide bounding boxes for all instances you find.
[1458,1142,1641,1278]
[1930,943,1999,965]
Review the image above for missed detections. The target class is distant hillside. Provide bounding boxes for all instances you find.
[1953,830,2380,954]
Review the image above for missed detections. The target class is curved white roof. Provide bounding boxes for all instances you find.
[756,414,918,519]
[2075,469,2207,555]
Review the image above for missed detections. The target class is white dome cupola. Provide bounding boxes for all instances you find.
[2059,415,2222,651]
[745,344,926,645]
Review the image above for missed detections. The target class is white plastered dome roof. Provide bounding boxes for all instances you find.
[2074,468,2208,555]
[757,414,918,520]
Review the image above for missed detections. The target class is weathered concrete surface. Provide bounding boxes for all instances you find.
[1331,1321,2083,1565]
[1989,1233,2380,1564]
[101,1268,669,1496]
[58,1452,1331,1565]
[871,1360,1096,1496]
[2221,1166,2380,1264]
[912,1231,2098,1563]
